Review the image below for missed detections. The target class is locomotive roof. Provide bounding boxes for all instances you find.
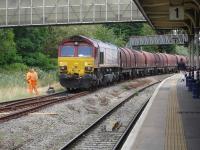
[68,35,118,50]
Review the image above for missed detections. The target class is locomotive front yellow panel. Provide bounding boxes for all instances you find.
[58,57,95,76]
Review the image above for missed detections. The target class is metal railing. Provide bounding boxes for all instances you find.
[127,34,188,46]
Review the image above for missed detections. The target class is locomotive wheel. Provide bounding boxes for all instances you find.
[68,88,79,93]
[67,88,73,92]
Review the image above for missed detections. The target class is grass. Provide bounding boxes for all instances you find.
[0,69,65,103]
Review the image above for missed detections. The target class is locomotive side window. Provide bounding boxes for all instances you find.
[78,46,93,57]
[61,46,74,57]
[100,52,104,64]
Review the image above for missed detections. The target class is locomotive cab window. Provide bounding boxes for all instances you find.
[100,52,104,64]
[60,46,74,57]
[78,46,93,57]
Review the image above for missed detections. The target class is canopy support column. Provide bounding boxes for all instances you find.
[196,30,200,69]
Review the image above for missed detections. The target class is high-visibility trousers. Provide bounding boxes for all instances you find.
[28,81,39,95]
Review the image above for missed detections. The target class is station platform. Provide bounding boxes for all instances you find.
[122,74,200,150]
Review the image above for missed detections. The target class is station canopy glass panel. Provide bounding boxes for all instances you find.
[0,0,144,27]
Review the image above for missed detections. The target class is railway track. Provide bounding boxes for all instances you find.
[0,91,89,123]
[0,91,66,106]
[59,81,160,150]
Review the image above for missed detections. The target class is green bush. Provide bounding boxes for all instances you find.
[0,63,28,73]
[23,52,57,70]
[6,63,28,72]
[0,29,22,66]
[176,46,189,56]
[14,27,49,53]
[50,58,58,66]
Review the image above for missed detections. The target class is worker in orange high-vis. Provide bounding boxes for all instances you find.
[26,68,39,95]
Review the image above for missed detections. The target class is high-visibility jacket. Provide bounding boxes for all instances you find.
[26,71,38,84]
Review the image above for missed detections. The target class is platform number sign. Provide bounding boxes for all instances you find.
[169,6,184,20]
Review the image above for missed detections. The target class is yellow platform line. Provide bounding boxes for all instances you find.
[165,80,187,150]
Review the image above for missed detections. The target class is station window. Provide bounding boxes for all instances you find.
[78,46,93,57]
[60,46,74,57]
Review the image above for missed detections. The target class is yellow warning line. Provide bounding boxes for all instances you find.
[165,80,187,150]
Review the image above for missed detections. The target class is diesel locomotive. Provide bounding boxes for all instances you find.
[58,35,187,90]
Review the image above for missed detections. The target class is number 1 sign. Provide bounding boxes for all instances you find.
[169,6,184,20]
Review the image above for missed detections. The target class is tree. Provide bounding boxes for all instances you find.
[105,22,144,42]
[140,23,156,36]
[139,23,158,52]
[43,25,98,57]
[0,29,21,66]
[44,25,126,57]
[94,26,126,46]
[13,27,55,70]
[175,45,189,56]
[13,27,49,55]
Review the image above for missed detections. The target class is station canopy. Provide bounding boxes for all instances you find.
[134,0,200,30]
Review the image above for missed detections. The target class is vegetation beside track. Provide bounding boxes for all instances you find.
[0,69,64,102]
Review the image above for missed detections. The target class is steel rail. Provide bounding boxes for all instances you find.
[112,97,150,150]
[59,81,161,150]
[0,91,89,123]
[0,95,72,112]
[0,91,67,106]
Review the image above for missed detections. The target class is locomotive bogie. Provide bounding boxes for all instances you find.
[59,73,96,89]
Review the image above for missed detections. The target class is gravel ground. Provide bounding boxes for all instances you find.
[69,84,158,150]
[0,74,172,150]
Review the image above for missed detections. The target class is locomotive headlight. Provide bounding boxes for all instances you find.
[74,41,79,46]
[60,66,67,71]
[85,66,93,71]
